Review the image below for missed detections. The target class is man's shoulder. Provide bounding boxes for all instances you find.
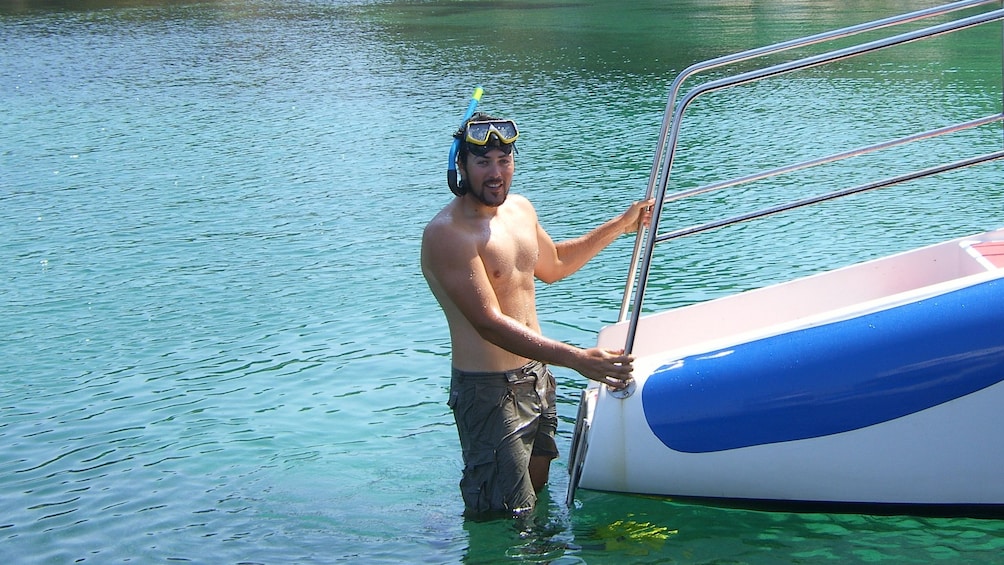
[505,193,533,208]
[499,194,537,222]
[422,201,469,251]
[423,200,457,232]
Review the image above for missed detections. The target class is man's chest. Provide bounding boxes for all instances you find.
[480,219,538,283]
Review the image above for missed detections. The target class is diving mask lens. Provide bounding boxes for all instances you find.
[464,120,519,145]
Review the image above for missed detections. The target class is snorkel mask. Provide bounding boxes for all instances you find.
[447,89,520,196]
[463,120,519,147]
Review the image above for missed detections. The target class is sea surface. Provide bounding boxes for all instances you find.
[2,0,1003,563]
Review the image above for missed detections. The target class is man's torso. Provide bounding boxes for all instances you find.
[424,195,543,372]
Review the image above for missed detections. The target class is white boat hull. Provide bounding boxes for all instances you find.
[571,229,1004,509]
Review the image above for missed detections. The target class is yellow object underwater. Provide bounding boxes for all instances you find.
[592,519,678,555]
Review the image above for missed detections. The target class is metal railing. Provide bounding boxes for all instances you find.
[619,0,1004,355]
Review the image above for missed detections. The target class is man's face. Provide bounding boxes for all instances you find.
[461,148,514,208]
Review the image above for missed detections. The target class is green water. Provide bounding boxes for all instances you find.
[2,0,1003,563]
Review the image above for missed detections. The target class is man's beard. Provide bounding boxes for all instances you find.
[470,181,508,208]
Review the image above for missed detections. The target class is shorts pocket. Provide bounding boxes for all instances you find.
[460,448,496,514]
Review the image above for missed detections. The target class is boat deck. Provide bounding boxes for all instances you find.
[600,230,1004,359]
[973,241,1004,268]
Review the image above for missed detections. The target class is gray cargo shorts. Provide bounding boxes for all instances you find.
[448,360,558,516]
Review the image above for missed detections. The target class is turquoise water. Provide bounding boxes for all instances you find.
[2,0,1003,562]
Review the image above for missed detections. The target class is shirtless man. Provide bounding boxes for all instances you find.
[421,112,652,517]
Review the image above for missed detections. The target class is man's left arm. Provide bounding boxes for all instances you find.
[535,199,654,284]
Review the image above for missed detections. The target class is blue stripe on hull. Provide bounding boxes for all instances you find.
[642,279,1004,453]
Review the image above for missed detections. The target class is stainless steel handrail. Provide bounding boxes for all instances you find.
[658,114,1004,206]
[620,4,1004,355]
[654,149,1004,244]
[619,0,1004,321]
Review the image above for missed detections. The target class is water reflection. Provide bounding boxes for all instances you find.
[1,0,247,14]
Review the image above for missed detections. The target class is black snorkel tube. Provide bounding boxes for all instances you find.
[447,86,484,196]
